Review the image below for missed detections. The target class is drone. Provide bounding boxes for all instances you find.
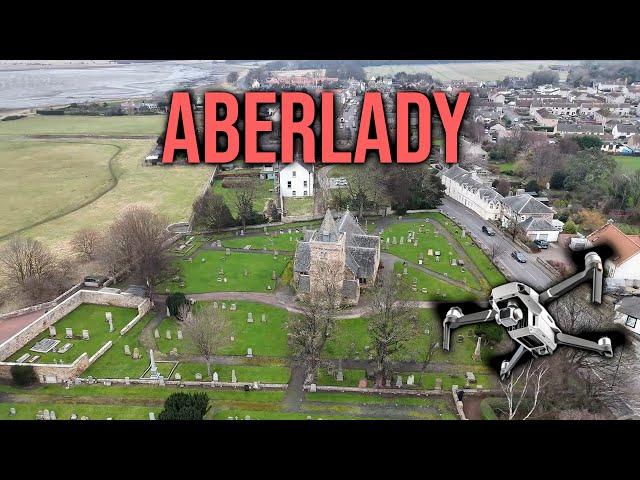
[442,252,613,379]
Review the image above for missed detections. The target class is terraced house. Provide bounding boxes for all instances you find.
[293,209,380,306]
[439,164,504,221]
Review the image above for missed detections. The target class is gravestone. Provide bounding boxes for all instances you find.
[213,372,219,382]
[428,249,433,256]
[132,347,141,359]
[43,409,51,420]
[272,270,276,280]
[407,375,415,386]
[399,236,404,245]
[124,377,130,385]
[170,347,178,356]
[154,329,160,339]
[247,312,253,323]
[105,311,112,324]
[195,373,202,381]
[82,330,90,340]
[261,313,266,323]
[231,370,237,383]
[465,372,476,384]
[358,379,368,388]
[213,301,218,309]
[457,334,464,343]
[247,347,253,358]
[175,373,182,381]
[166,306,171,317]
[309,383,317,393]
[177,330,183,340]
[108,318,114,333]
[403,265,408,275]
[149,349,158,378]
[124,344,131,356]
[435,378,442,390]
[226,248,231,256]
[65,328,73,339]
[70,413,78,420]
[9,407,16,416]
[223,277,227,283]
[385,379,391,388]
[336,369,344,382]
[222,302,227,310]
[230,303,237,311]
[473,337,482,361]
[149,412,156,420]
[166,330,172,340]
[49,326,57,337]
[392,236,397,245]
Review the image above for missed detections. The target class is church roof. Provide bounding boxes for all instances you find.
[312,209,340,242]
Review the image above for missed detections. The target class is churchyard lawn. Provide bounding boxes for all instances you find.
[158,250,291,294]
[0,402,159,420]
[220,231,302,252]
[170,363,291,384]
[212,178,274,218]
[393,263,480,302]
[157,301,290,357]
[7,304,138,365]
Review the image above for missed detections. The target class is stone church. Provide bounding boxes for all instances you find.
[293,209,380,306]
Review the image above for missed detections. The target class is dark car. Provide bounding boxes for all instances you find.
[511,251,527,263]
[534,239,549,249]
[482,225,496,236]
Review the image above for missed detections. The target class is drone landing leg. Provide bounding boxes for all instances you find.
[500,345,527,380]
[442,309,496,351]
[539,252,603,305]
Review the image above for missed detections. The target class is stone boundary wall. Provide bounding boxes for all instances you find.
[0,301,55,321]
[0,290,149,381]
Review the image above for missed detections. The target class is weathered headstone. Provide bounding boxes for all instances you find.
[309,383,317,393]
[465,371,476,384]
[222,302,227,310]
[82,329,90,340]
[435,377,442,390]
[225,248,231,256]
[407,375,415,386]
[213,372,219,382]
[175,373,182,381]
[247,347,253,358]
[65,328,73,339]
[124,344,131,356]
[230,303,237,311]
[166,330,172,340]
[247,312,253,323]
[473,337,482,362]
[9,407,16,416]
[261,313,266,323]
[132,347,141,359]
[124,377,130,385]
[108,318,114,333]
[49,326,57,337]
[177,330,183,340]
[336,369,344,382]
[195,373,202,381]
[231,370,237,383]
[396,375,403,388]
[149,349,158,378]
[149,412,156,420]
[399,236,404,245]
[154,329,160,339]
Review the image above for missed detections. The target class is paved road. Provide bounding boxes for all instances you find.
[440,197,555,291]
[0,307,49,345]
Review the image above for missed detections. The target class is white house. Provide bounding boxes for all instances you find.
[439,165,504,221]
[501,194,561,242]
[587,222,640,289]
[278,161,314,198]
[612,124,640,140]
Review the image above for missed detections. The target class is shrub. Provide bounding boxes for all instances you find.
[159,392,209,420]
[563,220,577,234]
[167,292,189,317]
[474,322,504,344]
[10,365,38,386]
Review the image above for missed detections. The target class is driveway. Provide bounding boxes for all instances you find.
[0,307,49,345]
[439,197,555,291]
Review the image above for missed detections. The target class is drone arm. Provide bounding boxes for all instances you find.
[556,333,613,357]
[443,309,496,351]
[499,344,527,380]
[539,252,603,305]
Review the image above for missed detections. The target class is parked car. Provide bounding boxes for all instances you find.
[511,251,527,263]
[534,239,549,249]
[482,225,496,236]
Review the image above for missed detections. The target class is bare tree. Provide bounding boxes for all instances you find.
[99,206,171,294]
[183,303,231,379]
[233,177,258,228]
[0,237,57,289]
[500,359,549,420]
[71,228,101,261]
[488,242,507,262]
[368,275,418,387]
[287,262,340,383]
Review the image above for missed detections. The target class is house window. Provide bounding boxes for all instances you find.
[303,180,308,187]
[292,171,296,178]
[292,191,296,196]
[287,181,291,189]
[626,316,638,329]
[358,278,367,285]
[303,190,307,196]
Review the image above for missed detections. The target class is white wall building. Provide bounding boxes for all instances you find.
[278,161,314,198]
[587,222,640,288]
[439,165,503,221]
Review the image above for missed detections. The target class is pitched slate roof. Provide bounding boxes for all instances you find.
[502,194,554,215]
[346,246,378,278]
[519,217,557,232]
[293,242,310,272]
[312,209,339,242]
[440,165,504,203]
[297,274,310,293]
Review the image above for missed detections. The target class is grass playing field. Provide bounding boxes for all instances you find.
[8,304,138,364]
[613,155,640,172]
[363,61,575,82]
[158,250,291,294]
[0,115,165,136]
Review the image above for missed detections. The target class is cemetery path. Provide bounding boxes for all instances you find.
[164,291,437,319]
[282,361,306,411]
[139,301,167,351]
[380,252,484,294]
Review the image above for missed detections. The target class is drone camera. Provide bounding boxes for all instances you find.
[497,301,523,328]
[598,337,613,358]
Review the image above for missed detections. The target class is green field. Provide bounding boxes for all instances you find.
[156,301,291,357]
[613,155,640,172]
[221,230,302,251]
[0,141,118,238]
[158,250,290,294]
[170,362,291,383]
[8,304,138,364]
[0,115,165,136]
[394,263,479,302]
[0,402,158,420]
[212,178,274,217]
[363,61,574,82]
[282,196,314,216]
